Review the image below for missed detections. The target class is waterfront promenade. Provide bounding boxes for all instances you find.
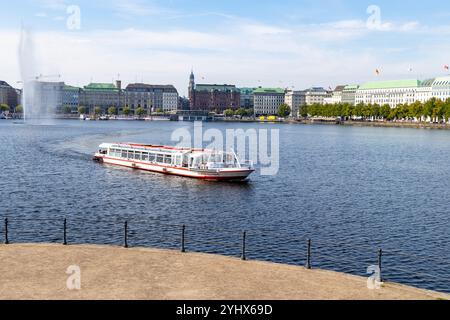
[0,244,447,300]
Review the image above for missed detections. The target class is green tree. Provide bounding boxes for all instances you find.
[245,108,255,117]
[235,108,248,118]
[155,108,164,114]
[0,104,10,112]
[62,106,72,114]
[424,98,436,121]
[278,104,291,118]
[380,104,391,120]
[410,101,423,122]
[94,107,102,115]
[136,107,146,118]
[108,107,117,115]
[15,105,23,114]
[224,108,234,117]
[78,106,87,115]
[299,105,309,118]
[123,106,131,116]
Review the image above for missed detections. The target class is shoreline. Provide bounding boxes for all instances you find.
[4,116,450,131]
[0,243,448,300]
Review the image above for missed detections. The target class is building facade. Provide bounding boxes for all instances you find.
[304,87,332,105]
[62,85,81,113]
[79,82,123,114]
[0,80,19,109]
[188,71,240,112]
[253,88,286,116]
[125,84,179,114]
[355,80,420,108]
[342,85,359,105]
[285,90,306,118]
[239,87,256,109]
[34,81,64,115]
[429,76,450,102]
[324,85,346,104]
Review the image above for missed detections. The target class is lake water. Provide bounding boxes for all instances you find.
[0,119,449,293]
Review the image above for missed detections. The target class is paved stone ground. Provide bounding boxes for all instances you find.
[0,244,448,300]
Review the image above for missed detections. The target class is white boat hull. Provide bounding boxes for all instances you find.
[95,155,254,181]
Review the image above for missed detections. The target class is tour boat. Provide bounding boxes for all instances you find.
[93,143,255,181]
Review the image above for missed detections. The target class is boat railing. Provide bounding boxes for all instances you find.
[239,160,254,169]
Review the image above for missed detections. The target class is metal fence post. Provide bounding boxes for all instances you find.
[306,239,312,269]
[63,218,67,245]
[378,248,383,281]
[4,218,9,245]
[181,225,186,253]
[241,231,247,261]
[124,221,128,248]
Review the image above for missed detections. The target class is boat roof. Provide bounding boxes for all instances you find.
[99,143,214,154]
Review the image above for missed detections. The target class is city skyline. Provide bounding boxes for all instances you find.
[2,1,450,96]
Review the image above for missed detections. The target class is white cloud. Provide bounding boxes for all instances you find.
[35,12,48,18]
[0,17,447,96]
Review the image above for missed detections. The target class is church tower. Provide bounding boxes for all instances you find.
[189,70,195,109]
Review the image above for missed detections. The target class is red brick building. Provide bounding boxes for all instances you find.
[188,71,240,112]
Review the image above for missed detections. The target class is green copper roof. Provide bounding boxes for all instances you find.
[344,85,359,90]
[239,87,257,94]
[421,78,435,87]
[253,88,285,94]
[84,83,118,91]
[359,80,420,90]
[195,84,239,92]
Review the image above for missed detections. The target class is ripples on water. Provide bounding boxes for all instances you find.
[0,120,449,293]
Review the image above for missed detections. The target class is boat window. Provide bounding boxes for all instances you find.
[128,151,134,159]
[164,155,172,164]
[149,153,156,162]
[156,154,164,163]
[134,152,141,160]
[142,152,149,161]
[121,150,128,158]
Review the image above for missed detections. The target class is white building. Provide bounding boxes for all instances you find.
[355,80,420,108]
[416,79,433,104]
[304,87,332,105]
[253,88,286,116]
[430,76,450,102]
[324,85,346,105]
[285,90,306,117]
[162,91,179,112]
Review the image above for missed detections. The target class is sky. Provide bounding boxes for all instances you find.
[2,0,450,96]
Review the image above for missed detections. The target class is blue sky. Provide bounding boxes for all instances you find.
[2,0,450,95]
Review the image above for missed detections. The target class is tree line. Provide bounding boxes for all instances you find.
[300,98,450,122]
[74,106,162,117]
[1,104,23,113]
